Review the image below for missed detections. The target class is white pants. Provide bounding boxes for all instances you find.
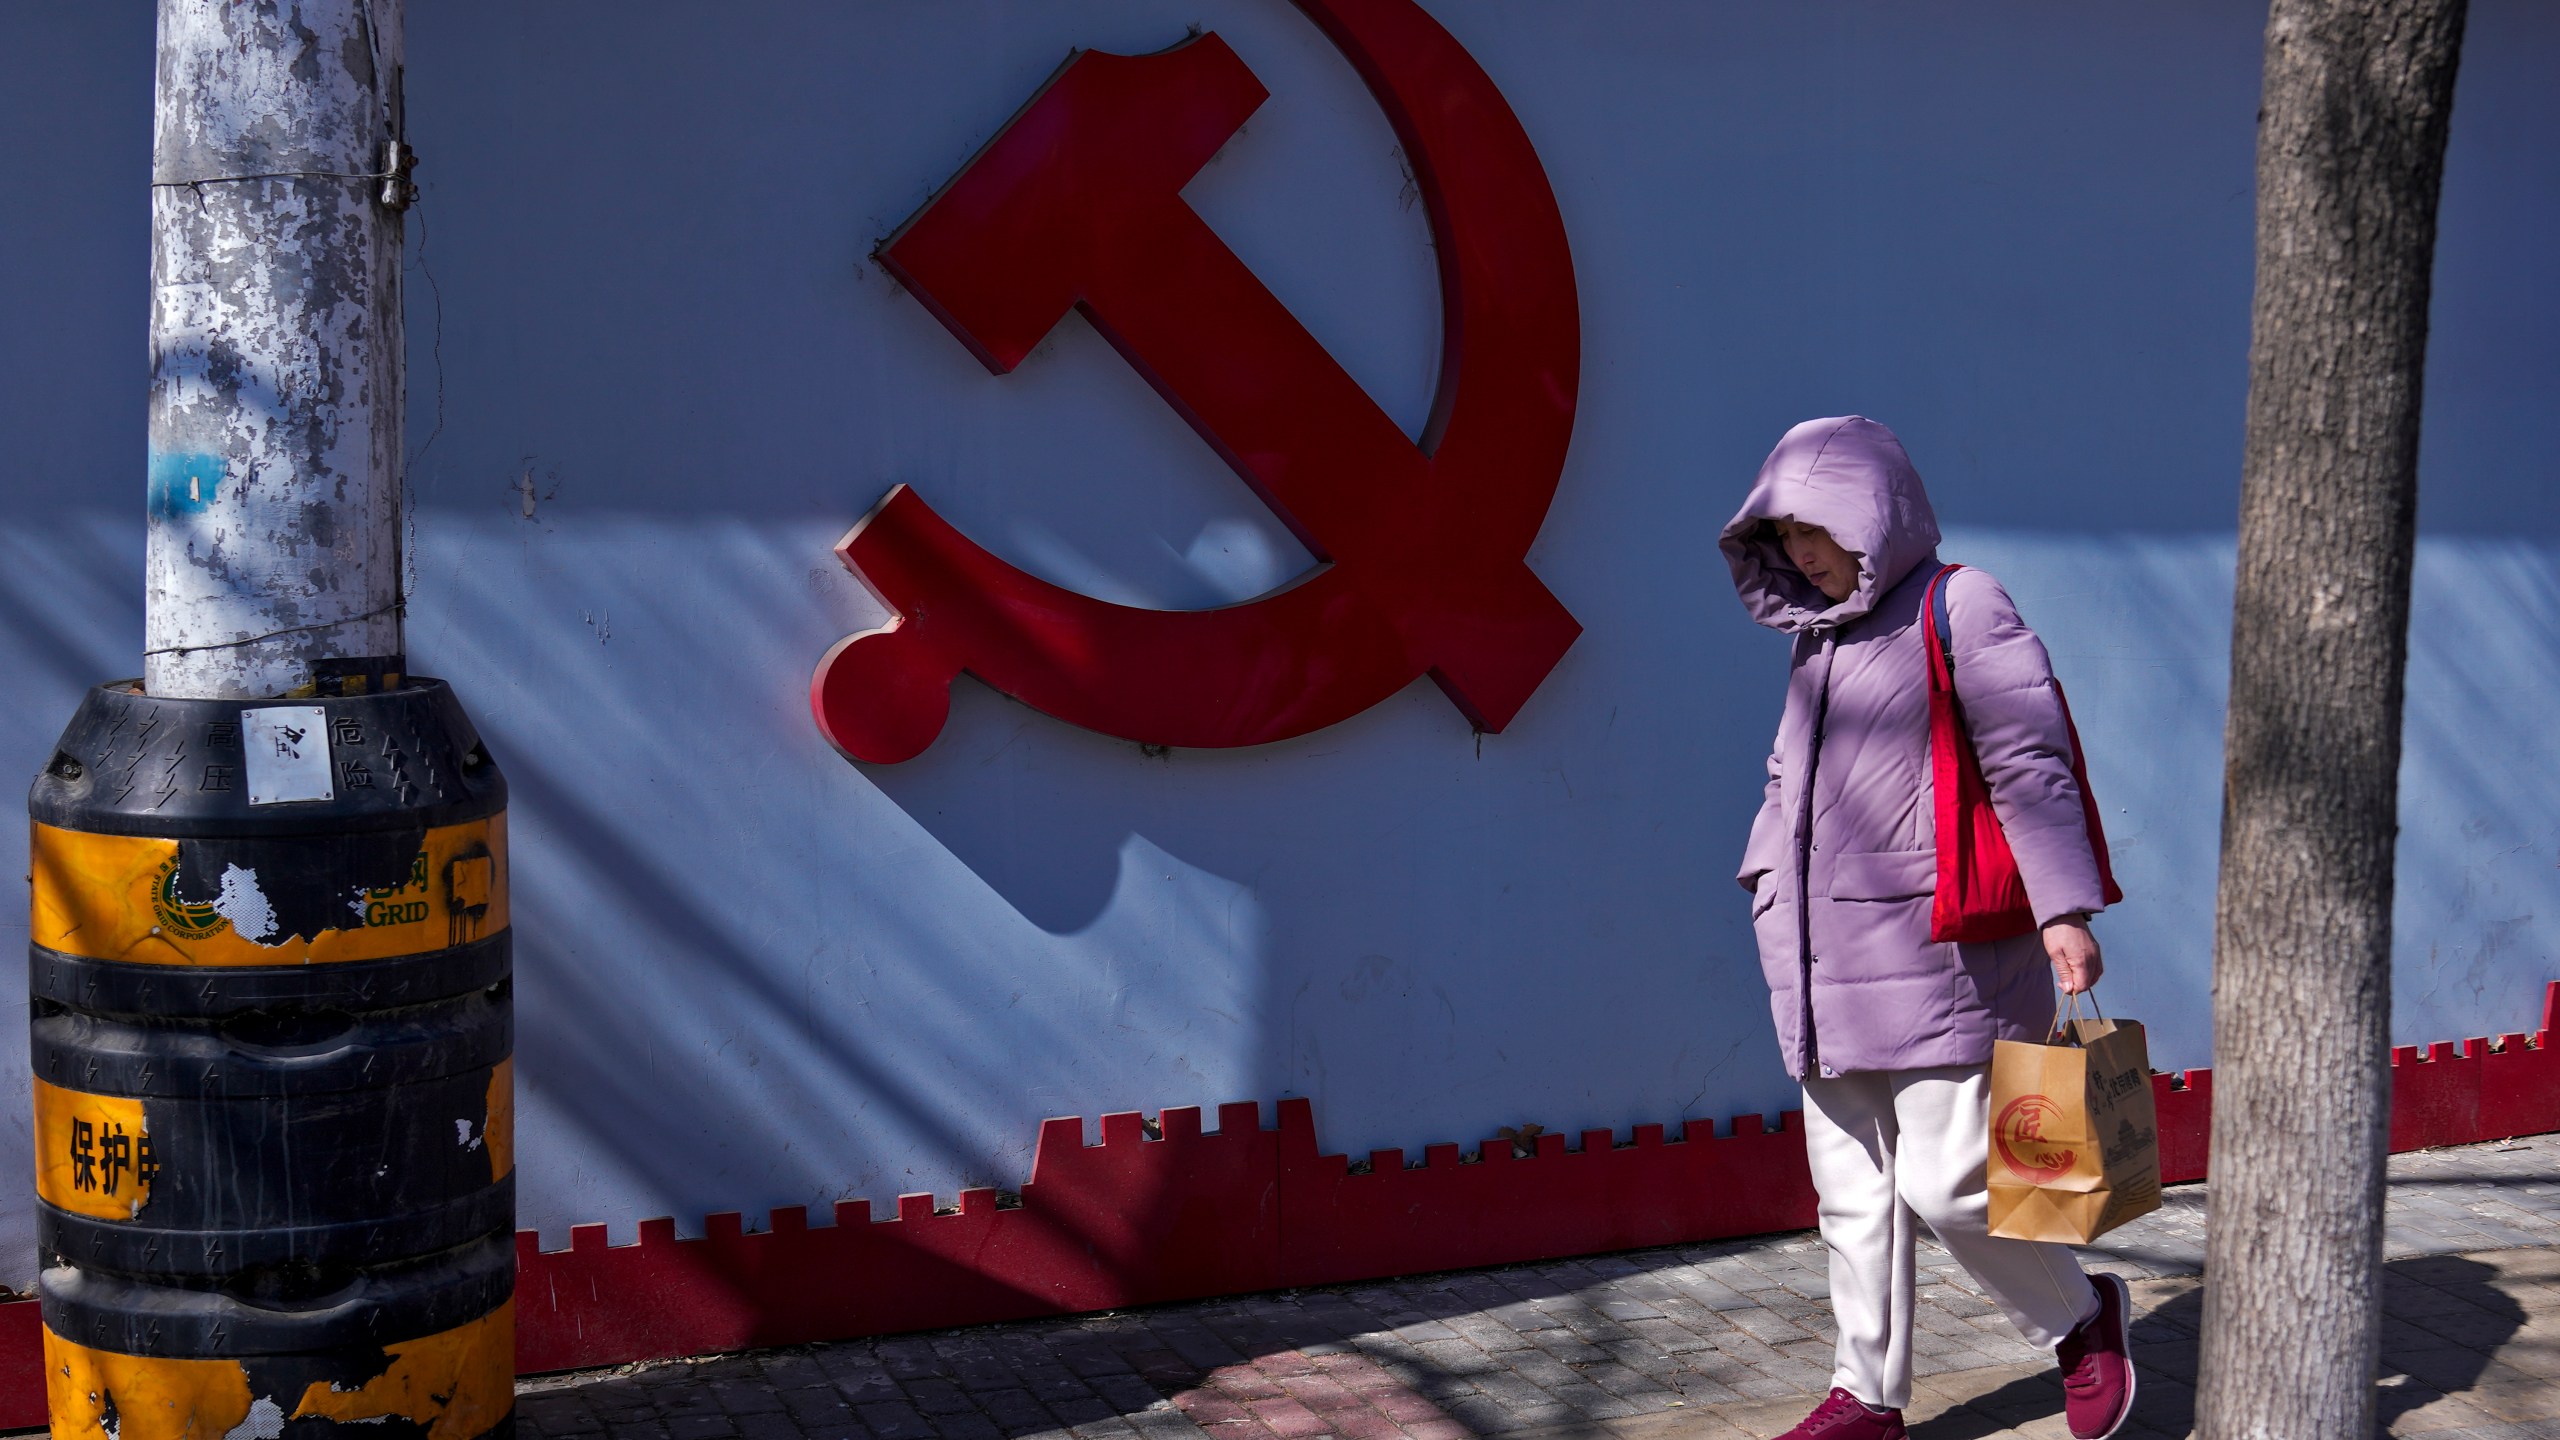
[1802,1064,2099,1410]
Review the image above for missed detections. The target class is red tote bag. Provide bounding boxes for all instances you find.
[1923,564,2123,944]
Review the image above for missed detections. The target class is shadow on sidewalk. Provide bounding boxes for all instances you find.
[1900,1282,2204,1440]
[2375,1254,2530,1432]
[1907,1254,2528,1439]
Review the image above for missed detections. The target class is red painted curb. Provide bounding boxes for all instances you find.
[5,981,2556,1426]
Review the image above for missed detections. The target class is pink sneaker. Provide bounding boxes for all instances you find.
[2058,1271,2137,1438]
[1777,1388,1907,1440]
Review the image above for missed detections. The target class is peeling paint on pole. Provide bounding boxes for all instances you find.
[146,0,406,700]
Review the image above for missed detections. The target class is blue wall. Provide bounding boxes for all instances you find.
[0,2,2553,1273]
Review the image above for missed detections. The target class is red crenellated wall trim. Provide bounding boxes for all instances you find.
[4,982,2559,1427]
[500,1103,1822,1373]
[502,981,2560,1373]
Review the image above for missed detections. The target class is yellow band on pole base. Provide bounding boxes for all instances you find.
[33,1064,516,1225]
[29,1081,151,1222]
[29,815,507,966]
[42,1301,515,1440]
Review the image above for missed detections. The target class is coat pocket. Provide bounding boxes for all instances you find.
[1750,870,1780,919]
[1828,849,1936,901]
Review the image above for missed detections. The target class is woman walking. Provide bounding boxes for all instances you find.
[1722,417,2135,1439]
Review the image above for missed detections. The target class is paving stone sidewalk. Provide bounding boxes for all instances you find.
[517,1136,2560,1440]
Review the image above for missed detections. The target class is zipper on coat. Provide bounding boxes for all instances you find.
[1794,631,1835,1078]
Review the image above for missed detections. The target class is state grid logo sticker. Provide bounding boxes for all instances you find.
[151,853,226,941]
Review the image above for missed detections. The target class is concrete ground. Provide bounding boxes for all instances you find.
[517,1136,2560,1440]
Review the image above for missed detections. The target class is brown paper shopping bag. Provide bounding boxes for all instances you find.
[1986,995,2162,1243]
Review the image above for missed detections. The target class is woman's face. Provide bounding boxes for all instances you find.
[1772,518,1859,602]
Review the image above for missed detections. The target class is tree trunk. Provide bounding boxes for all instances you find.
[145,0,408,699]
[2200,1,2466,1436]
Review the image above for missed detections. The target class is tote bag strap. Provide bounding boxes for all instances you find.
[1923,563,1964,695]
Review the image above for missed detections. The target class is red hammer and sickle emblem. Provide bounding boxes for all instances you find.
[813,0,1581,763]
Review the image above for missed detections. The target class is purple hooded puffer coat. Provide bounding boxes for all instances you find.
[1722,417,2107,1080]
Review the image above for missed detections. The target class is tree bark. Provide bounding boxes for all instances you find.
[145,0,407,699]
[2200,1,2466,1436]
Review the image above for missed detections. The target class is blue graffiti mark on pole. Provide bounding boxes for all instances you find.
[147,451,227,521]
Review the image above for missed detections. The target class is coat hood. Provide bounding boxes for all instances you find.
[1720,416,1943,633]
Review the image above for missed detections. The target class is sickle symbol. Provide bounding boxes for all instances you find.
[814,0,1581,763]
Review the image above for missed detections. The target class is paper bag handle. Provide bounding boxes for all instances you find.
[2050,986,2106,1046]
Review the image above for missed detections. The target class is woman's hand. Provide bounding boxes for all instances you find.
[2043,914,2103,994]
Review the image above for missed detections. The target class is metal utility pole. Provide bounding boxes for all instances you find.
[146,0,414,699]
[2199,0,2467,1435]
[29,6,513,1434]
